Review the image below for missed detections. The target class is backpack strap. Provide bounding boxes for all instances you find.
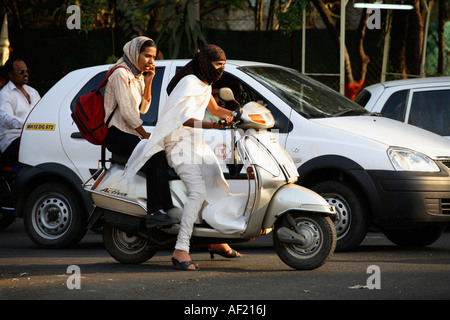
[96,65,128,92]
[101,65,128,124]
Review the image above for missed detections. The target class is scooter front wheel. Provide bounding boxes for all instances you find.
[273,212,336,270]
[103,224,156,264]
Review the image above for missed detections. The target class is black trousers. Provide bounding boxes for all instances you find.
[105,126,173,213]
[1,137,20,165]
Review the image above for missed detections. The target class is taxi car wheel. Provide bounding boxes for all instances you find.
[312,180,370,252]
[383,225,445,247]
[23,182,87,248]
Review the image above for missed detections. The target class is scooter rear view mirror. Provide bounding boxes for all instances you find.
[218,87,235,102]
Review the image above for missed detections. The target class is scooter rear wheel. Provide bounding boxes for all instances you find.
[273,212,336,270]
[103,224,156,264]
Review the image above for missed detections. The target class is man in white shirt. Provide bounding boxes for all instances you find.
[0,57,40,164]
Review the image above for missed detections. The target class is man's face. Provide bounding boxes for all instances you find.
[9,60,30,87]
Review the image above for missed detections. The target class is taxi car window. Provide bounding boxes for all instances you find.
[216,72,292,132]
[70,67,165,127]
[408,89,450,136]
[141,67,164,126]
[173,67,292,133]
[241,66,369,119]
[70,71,107,112]
[381,89,408,122]
[354,89,371,107]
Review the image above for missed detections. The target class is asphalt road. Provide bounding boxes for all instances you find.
[1,220,450,305]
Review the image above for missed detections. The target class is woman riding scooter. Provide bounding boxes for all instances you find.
[125,45,239,270]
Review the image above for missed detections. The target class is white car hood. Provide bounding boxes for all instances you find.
[312,116,450,158]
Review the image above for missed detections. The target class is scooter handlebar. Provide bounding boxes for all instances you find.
[217,108,242,127]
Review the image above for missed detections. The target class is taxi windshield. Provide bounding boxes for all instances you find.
[240,66,370,119]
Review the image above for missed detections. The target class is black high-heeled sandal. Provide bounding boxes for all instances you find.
[208,249,241,259]
[171,257,199,271]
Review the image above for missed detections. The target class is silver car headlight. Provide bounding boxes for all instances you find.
[387,147,440,172]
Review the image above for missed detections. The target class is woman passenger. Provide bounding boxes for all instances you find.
[104,36,175,227]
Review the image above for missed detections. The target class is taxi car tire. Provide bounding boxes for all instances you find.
[311,180,370,251]
[23,182,87,248]
[0,212,15,230]
[383,225,446,247]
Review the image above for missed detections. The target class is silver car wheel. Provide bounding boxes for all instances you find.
[32,195,71,240]
[323,195,351,241]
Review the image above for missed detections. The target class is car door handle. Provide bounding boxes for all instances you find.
[71,132,84,139]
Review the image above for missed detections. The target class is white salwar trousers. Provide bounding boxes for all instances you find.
[165,126,210,253]
[171,161,206,252]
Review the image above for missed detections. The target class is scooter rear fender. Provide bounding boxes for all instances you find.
[87,206,105,230]
[263,184,336,228]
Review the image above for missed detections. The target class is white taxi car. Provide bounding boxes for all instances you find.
[16,60,450,250]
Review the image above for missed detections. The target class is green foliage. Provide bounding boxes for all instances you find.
[143,0,207,59]
[105,54,119,64]
[54,0,144,37]
[277,0,310,35]
[203,0,245,11]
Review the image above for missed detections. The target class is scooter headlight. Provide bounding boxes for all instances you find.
[387,147,439,172]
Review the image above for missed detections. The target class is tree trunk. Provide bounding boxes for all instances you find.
[389,10,410,78]
[389,0,428,78]
[437,0,448,74]
[255,0,264,31]
[355,11,370,82]
[406,0,425,76]
[346,9,370,100]
[266,0,277,30]
[311,0,370,99]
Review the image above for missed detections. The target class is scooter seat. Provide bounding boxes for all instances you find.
[110,153,180,180]
[110,153,128,166]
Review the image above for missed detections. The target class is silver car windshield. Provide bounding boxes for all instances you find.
[240,66,370,119]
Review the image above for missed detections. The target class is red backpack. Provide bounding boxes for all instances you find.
[71,66,126,147]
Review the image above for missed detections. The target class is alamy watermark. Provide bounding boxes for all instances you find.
[366,265,381,289]
[66,265,81,289]
[66,5,81,30]
[367,9,381,30]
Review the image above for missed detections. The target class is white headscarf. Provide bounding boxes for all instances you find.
[110,36,154,76]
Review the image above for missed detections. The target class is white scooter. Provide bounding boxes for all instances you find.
[85,89,336,270]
